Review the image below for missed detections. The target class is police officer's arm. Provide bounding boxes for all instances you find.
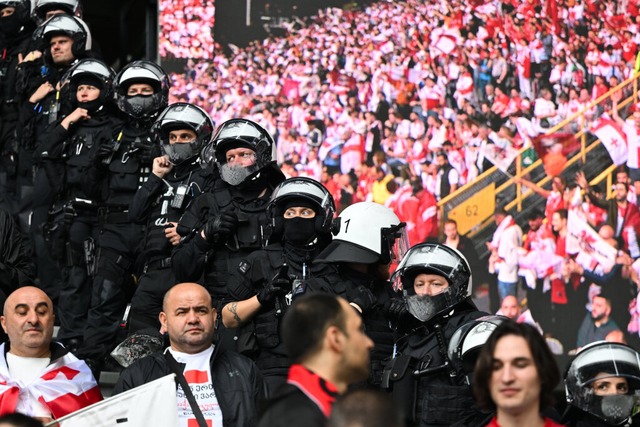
[128,158,169,223]
[33,120,69,162]
[0,210,35,296]
[222,259,264,328]
[171,196,210,282]
[221,297,262,328]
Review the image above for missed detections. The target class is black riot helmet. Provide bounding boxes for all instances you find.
[33,14,91,62]
[32,0,82,24]
[268,177,335,245]
[200,118,276,187]
[60,58,114,113]
[391,243,473,323]
[565,341,640,426]
[114,60,169,120]
[448,315,507,385]
[0,0,32,36]
[150,103,214,166]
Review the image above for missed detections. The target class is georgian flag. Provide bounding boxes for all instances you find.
[480,142,519,174]
[566,210,617,272]
[0,344,102,419]
[53,374,179,427]
[430,28,459,57]
[590,118,628,166]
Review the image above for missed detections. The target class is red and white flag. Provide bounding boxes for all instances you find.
[54,374,178,427]
[280,79,301,104]
[430,28,459,57]
[566,210,617,272]
[480,143,519,173]
[590,118,628,166]
[0,344,102,419]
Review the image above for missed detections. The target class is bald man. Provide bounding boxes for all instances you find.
[0,287,101,421]
[113,283,263,427]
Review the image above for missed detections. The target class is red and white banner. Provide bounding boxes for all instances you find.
[281,79,301,104]
[430,28,459,57]
[590,118,628,166]
[480,143,519,173]
[54,374,178,427]
[566,210,617,272]
[0,344,102,419]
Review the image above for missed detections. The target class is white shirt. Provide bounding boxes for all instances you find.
[168,346,223,427]
[6,353,52,418]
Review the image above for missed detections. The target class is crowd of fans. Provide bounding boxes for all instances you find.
[158,0,216,60]
[1,0,640,425]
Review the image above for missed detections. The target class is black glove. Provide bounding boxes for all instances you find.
[93,143,116,164]
[203,211,238,243]
[256,276,291,306]
[382,298,409,321]
[134,139,159,165]
[347,285,377,314]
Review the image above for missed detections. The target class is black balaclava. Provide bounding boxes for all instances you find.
[281,199,319,247]
[75,74,105,114]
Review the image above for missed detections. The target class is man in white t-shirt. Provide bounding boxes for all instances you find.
[114,283,263,427]
[0,287,102,423]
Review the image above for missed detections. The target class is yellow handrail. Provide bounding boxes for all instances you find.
[437,70,640,238]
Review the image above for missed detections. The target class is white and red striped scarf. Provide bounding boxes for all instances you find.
[0,344,102,419]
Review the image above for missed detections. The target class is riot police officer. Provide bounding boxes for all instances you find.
[312,201,408,387]
[31,0,83,24]
[17,14,94,306]
[0,0,35,214]
[382,242,487,426]
[74,60,170,366]
[221,177,340,394]
[172,118,285,316]
[127,102,216,333]
[35,58,119,349]
[563,341,640,426]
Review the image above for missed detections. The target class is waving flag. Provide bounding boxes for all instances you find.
[481,142,519,173]
[566,210,617,272]
[590,118,628,166]
[0,344,102,419]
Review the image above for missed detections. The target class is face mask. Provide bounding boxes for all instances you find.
[220,163,257,186]
[162,142,197,166]
[596,394,637,425]
[283,217,316,246]
[125,95,156,118]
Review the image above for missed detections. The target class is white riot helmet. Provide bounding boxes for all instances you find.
[33,14,92,58]
[314,202,408,265]
[392,243,473,323]
[268,177,336,239]
[565,341,640,425]
[32,0,82,24]
[114,60,169,119]
[150,103,214,166]
[448,315,507,384]
[200,118,276,187]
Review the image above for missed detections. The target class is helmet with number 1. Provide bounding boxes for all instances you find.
[114,60,169,119]
[200,118,276,187]
[392,243,472,323]
[314,202,408,265]
[150,103,214,166]
[565,342,640,426]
